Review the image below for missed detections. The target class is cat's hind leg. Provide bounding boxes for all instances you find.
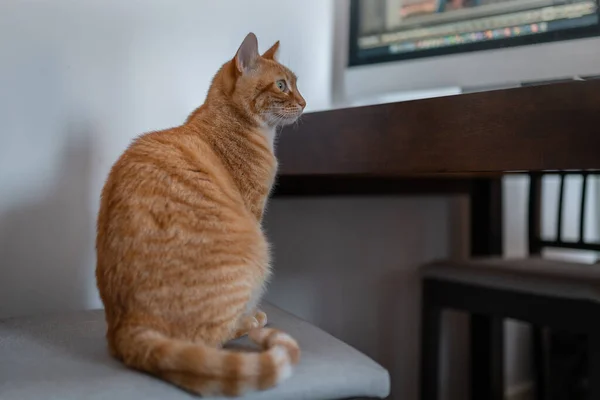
[231,310,268,339]
[254,309,267,327]
[232,315,259,339]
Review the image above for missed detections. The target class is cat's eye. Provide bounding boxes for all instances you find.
[276,80,288,92]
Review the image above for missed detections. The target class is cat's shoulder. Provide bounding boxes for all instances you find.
[126,125,208,154]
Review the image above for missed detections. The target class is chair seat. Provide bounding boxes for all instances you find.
[0,302,390,400]
[423,257,600,302]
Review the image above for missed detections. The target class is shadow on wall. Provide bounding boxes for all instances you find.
[0,125,94,319]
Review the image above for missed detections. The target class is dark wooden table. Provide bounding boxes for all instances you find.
[274,79,600,400]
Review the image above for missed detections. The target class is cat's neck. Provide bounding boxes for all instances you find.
[259,124,277,151]
[186,102,278,221]
[187,101,276,151]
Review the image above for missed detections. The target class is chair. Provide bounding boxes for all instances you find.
[419,172,600,400]
[0,302,390,400]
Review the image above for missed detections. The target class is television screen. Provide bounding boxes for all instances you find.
[349,0,600,66]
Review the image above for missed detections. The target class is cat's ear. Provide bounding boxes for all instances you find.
[262,41,280,61]
[235,32,259,74]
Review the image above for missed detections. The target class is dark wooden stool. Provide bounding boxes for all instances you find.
[420,172,600,400]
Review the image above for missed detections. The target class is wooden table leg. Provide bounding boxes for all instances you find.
[471,314,504,400]
[470,179,505,400]
[588,332,600,400]
[420,280,442,400]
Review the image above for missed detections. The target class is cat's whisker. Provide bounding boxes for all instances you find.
[293,115,303,130]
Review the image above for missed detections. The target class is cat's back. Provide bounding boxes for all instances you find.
[105,124,240,201]
[96,125,249,252]
[110,125,225,187]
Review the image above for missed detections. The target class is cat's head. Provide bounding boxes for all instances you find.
[221,33,306,128]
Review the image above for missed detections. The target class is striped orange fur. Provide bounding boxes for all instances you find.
[95,33,305,396]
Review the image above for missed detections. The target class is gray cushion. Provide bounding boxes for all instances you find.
[0,302,389,400]
[423,257,600,301]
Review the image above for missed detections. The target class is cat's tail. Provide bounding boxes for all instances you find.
[112,325,300,397]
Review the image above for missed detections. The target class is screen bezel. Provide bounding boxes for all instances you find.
[348,0,600,67]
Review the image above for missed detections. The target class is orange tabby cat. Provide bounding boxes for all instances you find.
[95,33,306,397]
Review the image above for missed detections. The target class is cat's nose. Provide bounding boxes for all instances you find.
[297,97,306,110]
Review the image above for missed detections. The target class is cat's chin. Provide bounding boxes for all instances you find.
[278,118,299,127]
[273,114,302,128]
